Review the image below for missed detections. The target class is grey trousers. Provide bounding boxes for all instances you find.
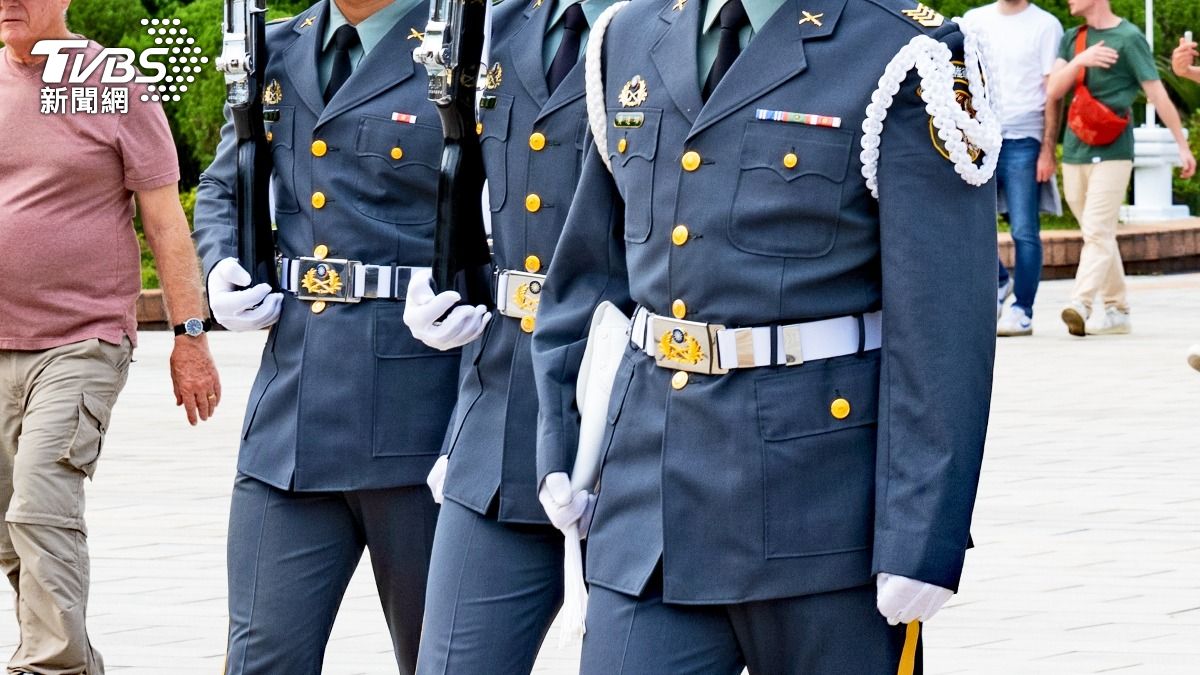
[416,499,564,675]
[224,473,439,675]
[581,572,922,675]
[0,338,132,675]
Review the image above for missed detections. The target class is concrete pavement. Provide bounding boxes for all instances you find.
[2,273,1198,674]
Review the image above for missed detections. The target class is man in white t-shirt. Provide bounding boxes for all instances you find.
[963,0,1064,337]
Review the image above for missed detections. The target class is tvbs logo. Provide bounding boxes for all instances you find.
[32,18,207,105]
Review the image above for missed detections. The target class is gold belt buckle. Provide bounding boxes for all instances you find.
[500,271,546,320]
[648,315,727,375]
[294,257,359,303]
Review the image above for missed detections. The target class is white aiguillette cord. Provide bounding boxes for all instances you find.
[585,1,631,175]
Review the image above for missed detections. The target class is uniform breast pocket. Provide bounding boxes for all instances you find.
[729,123,852,258]
[755,353,880,559]
[353,116,442,225]
[479,94,513,212]
[268,106,299,215]
[608,108,661,244]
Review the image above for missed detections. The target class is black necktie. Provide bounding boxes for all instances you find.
[547,2,588,94]
[324,24,360,104]
[702,0,749,101]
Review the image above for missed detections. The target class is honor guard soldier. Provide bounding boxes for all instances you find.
[400,0,617,672]
[193,1,460,672]
[532,0,1001,671]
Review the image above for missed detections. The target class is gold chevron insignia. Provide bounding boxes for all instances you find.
[902,3,944,27]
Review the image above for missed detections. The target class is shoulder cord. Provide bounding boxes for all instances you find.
[860,21,1003,198]
[585,1,632,174]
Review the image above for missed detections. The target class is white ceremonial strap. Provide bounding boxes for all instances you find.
[860,22,1002,198]
[277,258,427,299]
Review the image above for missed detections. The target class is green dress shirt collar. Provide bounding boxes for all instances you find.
[542,0,619,74]
[697,0,786,88]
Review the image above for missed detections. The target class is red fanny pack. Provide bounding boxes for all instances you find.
[1067,26,1130,146]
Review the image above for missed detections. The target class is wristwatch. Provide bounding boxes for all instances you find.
[173,317,213,337]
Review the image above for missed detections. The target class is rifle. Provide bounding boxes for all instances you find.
[414,0,493,307]
[217,0,277,288]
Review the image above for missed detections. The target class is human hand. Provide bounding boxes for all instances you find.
[876,573,954,625]
[538,472,592,535]
[426,455,448,504]
[170,335,221,425]
[1172,37,1199,81]
[1179,145,1197,180]
[403,270,491,351]
[207,258,283,332]
[1072,40,1119,70]
[1036,147,1058,183]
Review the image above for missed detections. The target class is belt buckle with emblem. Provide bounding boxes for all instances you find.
[648,315,727,375]
[295,257,359,303]
[498,271,546,320]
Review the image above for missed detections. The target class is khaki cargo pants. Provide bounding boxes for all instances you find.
[0,338,131,675]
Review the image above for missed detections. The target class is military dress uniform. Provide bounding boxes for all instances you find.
[531,0,998,671]
[414,1,617,673]
[193,2,456,672]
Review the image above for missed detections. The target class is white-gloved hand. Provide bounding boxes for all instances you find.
[207,257,283,332]
[403,270,491,351]
[876,573,954,625]
[426,455,449,505]
[538,472,591,534]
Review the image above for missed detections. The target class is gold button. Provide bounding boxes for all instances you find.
[266,131,273,142]
[831,398,851,420]
[520,316,536,333]
[311,301,327,314]
[529,132,547,151]
[671,371,689,390]
[681,151,701,172]
[671,299,686,319]
[311,192,326,209]
[312,244,329,260]
[783,152,798,169]
[476,121,484,135]
[311,140,327,157]
[617,138,628,154]
[671,225,689,246]
[391,147,404,160]
[525,255,542,273]
[526,193,542,213]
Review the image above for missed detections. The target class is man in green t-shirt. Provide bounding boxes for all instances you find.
[1046,0,1196,337]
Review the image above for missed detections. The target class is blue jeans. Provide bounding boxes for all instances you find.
[995,137,1044,316]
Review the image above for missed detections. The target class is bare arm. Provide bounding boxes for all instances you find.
[1047,41,1120,101]
[1143,80,1197,179]
[1037,76,1063,182]
[137,184,222,425]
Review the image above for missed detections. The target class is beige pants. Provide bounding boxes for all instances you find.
[0,338,131,675]
[1062,160,1134,313]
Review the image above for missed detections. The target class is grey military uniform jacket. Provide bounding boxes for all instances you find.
[193,1,459,491]
[439,0,600,523]
[533,0,997,604]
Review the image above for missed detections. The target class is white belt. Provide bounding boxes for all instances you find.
[278,257,427,302]
[630,308,882,375]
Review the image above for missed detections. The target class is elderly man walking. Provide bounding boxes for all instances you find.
[0,1,220,673]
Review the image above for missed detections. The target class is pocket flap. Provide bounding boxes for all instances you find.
[608,108,662,166]
[755,353,880,441]
[739,123,852,182]
[479,93,514,143]
[356,115,442,169]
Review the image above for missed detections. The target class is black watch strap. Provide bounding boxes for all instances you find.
[173,318,214,337]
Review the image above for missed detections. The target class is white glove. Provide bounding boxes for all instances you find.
[538,472,592,535]
[876,573,954,625]
[207,257,283,331]
[403,270,491,351]
[426,455,448,505]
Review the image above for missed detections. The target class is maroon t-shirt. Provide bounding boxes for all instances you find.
[0,40,180,350]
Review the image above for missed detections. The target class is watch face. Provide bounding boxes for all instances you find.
[185,318,205,337]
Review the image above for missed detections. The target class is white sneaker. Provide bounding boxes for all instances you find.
[1086,306,1131,335]
[1060,301,1089,337]
[1187,344,1200,372]
[997,306,1032,337]
[997,278,1013,319]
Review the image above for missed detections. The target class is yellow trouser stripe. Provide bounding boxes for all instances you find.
[897,621,920,675]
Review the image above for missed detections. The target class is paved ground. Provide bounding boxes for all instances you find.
[2,273,1199,674]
